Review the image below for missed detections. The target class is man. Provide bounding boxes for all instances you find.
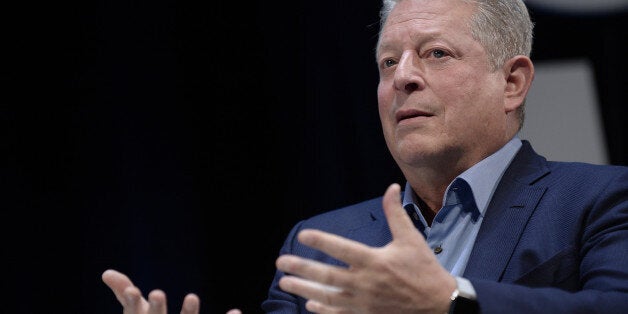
[104,0,628,313]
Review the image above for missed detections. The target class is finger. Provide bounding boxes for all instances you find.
[123,285,146,313]
[382,183,421,242]
[305,299,349,314]
[226,310,242,314]
[276,255,353,290]
[147,289,168,314]
[297,229,372,267]
[181,293,200,314]
[102,269,136,306]
[278,275,350,308]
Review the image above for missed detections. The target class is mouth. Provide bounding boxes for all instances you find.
[395,109,434,123]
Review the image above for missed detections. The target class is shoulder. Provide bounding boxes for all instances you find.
[543,160,628,187]
[512,140,628,188]
[547,159,627,172]
[279,195,391,261]
[533,161,628,224]
[298,196,385,233]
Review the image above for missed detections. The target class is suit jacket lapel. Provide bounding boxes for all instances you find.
[463,141,550,281]
[357,188,410,248]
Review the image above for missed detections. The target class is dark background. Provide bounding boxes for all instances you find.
[3,1,626,313]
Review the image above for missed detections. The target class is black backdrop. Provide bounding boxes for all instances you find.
[3,1,626,313]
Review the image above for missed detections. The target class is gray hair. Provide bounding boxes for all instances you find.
[377,0,534,128]
[378,0,534,69]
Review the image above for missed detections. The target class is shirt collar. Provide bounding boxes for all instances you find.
[402,136,522,217]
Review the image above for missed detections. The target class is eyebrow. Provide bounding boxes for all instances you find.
[376,32,444,59]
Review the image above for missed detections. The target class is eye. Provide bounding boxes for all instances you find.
[431,49,447,58]
[383,59,397,68]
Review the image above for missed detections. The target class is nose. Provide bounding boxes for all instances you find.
[394,51,425,93]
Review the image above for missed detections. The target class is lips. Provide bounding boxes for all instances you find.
[395,109,434,123]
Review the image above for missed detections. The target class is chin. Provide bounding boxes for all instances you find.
[395,140,438,163]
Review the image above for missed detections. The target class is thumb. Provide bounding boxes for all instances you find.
[382,183,421,242]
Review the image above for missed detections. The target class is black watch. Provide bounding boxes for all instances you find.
[448,278,479,314]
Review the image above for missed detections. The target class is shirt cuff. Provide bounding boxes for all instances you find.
[454,276,477,300]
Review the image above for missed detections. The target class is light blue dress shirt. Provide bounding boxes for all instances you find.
[402,137,522,277]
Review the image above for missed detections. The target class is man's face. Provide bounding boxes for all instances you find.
[376,0,510,172]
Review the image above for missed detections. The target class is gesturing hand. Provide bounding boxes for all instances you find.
[275,183,457,313]
[101,269,201,314]
[102,269,244,314]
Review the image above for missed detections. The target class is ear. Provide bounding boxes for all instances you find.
[503,55,534,113]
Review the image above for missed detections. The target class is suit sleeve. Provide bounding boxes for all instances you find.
[261,220,306,313]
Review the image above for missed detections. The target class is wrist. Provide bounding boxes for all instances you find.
[447,277,479,314]
[437,275,459,314]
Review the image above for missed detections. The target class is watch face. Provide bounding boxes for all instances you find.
[449,296,479,314]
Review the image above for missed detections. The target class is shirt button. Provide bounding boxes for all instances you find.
[412,212,419,220]
[434,246,443,254]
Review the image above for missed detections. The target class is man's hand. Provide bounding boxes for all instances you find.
[102,269,200,314]
[275,183,457,313]
[102,269,243,314]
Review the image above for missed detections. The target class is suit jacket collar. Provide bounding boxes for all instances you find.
[365,140,550,281]
[463,140,550,281]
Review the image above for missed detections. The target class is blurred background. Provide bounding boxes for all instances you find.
[2,0,626,313]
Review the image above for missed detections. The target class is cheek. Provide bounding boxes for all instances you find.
[441,80,504,135]
[438,87,486,134]
[377,81,389,104]
[441,68,495,106]
[377,84,394,122]
[377,84,398,147]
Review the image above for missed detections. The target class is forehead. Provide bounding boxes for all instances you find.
[379,0,476,45]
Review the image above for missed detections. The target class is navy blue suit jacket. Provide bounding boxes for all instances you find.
[262,141,628,313]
